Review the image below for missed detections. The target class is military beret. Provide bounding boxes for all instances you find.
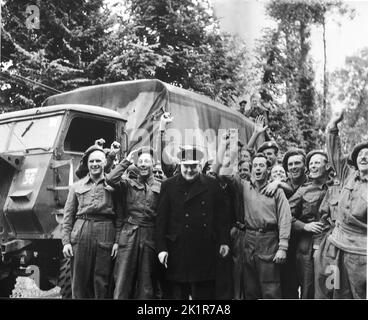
[350,141,368,169]
[282,148,306,172]
[177,145,204,164]
[306,150,328,169]
[257,140,279,154]
[81,145,107,167]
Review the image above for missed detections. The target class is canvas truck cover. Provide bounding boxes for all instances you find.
[44,79,265,161]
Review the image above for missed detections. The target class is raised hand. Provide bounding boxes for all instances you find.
[95,138,106,147]
[159,112,174,131]
[254,115,268,135]
[110,141,121,154]
[126,148,140,163]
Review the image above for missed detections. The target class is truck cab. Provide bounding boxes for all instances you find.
[0,104,127,296]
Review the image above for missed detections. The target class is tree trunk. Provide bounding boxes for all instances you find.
[322,12,328,125]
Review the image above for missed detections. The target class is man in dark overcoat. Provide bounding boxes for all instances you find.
[155,145,230,299]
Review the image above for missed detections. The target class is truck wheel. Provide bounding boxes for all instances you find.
[58,258,72,299]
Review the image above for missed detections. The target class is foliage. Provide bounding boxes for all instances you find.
[105,0,248,105]
[1,0,113,111]
[1,0,249,112]
[330,48,368,152]
[254,0,352,154]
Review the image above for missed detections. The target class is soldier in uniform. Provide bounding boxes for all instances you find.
[155,145,230,299]
[216,133,292,299]
[257,141,279,169]
[288,150,331,299]
[315,112,367,299]
[241,153,291,299]
[106,146,162,299]
[262,148,309,299]
[62,145,119,299]
[263,148,308,199]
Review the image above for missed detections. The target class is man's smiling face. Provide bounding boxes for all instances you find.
[308,154,328,180]
[137,153,154,178]
[252,156,268,183]
[88,150,106,178]
[287,154,305,180]
[357,148,368,174]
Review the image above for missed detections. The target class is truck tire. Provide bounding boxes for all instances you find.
[58,258,72,299]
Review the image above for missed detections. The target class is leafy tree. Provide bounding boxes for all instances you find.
[255,0,352,153]
[329,48,368,153]
[1,0,113,111]
[109,0,248,105]
[1,0,249,111]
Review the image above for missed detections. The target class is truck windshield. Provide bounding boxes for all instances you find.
[0,115,62,152]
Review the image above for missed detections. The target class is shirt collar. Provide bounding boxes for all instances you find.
[138,174,155,186]
[84,173,106,185]
[250,177,268,190]
[288,174,307,188]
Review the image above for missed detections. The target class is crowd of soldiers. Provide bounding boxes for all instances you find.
[61,109,367,300]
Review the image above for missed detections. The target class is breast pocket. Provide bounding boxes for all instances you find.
[328,197,339,221]
[126,187,139,206]
[351,194,368,222]
[146,188,160,210]
[75,185,92,208]
[303,193,323,217]
[102,185,115,206]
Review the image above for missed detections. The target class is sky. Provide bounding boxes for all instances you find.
[210,0,368,81]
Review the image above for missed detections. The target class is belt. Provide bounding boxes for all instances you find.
[76,213,115,221]
[245,225,278,233]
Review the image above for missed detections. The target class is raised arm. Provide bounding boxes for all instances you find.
[326,111,350,182]
[212,133,229,175]
[246,115,268,151]
[158,112,179,178]
[106,149,139,187]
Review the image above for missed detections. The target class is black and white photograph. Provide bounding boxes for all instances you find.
[0,0,367,305]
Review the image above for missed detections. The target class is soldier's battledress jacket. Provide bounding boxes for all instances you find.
[106,159,161,241]
[289,182,329,235]
[62,174,117,246]
[326,127,367,255]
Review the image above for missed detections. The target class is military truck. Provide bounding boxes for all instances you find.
[0,104,127,297]
[0,79,264,298]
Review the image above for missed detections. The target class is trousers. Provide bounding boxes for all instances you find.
[243,230,282,299]
[314,235,366,299]
[231,227,247,299]
[113,223,160,299]
[70,219,115,299]
[295,233,314,299]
